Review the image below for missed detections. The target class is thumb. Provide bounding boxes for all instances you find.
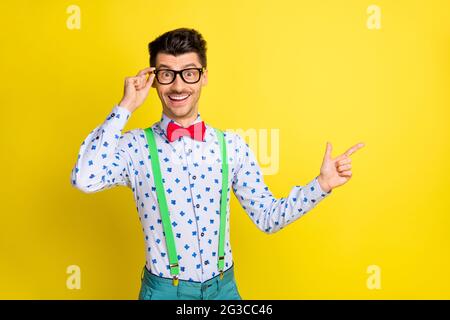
[323,141,332,160]
[144,73,155,91]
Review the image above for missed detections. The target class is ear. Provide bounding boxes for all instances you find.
[202,69,208,86]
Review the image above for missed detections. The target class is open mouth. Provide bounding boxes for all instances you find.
[168,94,190,103]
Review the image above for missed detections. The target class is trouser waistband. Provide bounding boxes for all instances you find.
[141,264,235,291]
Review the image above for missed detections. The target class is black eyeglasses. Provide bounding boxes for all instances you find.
[154,67,205,85]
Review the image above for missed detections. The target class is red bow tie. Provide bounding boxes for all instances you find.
[166,121,206,142]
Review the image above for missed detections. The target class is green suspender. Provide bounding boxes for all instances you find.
[143,127,228,286]
[144,128,180,285]
[214,128,228,279]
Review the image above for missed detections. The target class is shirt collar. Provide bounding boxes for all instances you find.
[158,112,204,140]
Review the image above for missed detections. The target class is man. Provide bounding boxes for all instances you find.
[70,28,364,300]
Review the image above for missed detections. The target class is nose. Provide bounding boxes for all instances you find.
[171,72,185,90]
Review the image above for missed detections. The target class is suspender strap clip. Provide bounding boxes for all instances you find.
[218,255,225,280]
[172,275,179,286]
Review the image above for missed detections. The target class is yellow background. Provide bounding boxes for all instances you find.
[0,0,449,299]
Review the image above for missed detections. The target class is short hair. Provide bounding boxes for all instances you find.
[148,28,207,68]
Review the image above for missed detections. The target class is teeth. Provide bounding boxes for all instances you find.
[169,94,189,100]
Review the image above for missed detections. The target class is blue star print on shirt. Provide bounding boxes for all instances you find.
[70,105,332,282]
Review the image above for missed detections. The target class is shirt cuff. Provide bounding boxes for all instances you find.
[303,176,332,204]
[104,105,132,131]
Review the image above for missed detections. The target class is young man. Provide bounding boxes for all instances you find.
[70,28,364,300]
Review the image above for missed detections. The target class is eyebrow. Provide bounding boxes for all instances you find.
[157,63,199,69]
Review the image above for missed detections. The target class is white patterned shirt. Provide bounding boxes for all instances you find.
[70,105,332,282]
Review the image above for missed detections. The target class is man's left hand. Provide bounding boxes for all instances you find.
[317,141,365,193]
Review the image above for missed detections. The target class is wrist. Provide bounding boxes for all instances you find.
[317,174,332,193]
[118,100,134,113]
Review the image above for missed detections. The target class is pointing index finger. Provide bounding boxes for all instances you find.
[344,142,365,157]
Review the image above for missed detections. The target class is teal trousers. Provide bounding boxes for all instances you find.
[138,265,243,300]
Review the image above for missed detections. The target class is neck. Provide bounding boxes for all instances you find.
[163,109,198,128]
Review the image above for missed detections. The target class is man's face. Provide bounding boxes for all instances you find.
[152,52,208,121]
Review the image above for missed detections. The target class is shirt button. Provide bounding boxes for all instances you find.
[201,232,205,237]
[192,175,197,180]
[196,204,200,208]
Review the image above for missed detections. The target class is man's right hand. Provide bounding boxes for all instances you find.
[118,67,156,113]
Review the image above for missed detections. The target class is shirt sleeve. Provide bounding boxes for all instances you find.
[70,105,136,193]
[231,132,332,234]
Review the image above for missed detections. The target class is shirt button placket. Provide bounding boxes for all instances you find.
[185,139,204,277]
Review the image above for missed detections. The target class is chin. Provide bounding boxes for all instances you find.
[169,104,192,116]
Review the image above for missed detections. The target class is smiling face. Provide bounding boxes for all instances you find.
[152,52,208,124]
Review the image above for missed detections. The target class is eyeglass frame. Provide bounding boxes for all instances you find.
[153,66,206,85]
